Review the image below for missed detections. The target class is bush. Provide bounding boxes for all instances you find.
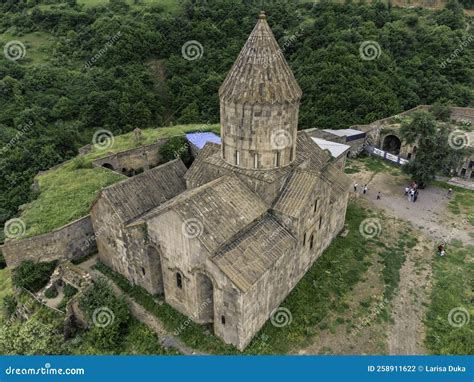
[12,261,57,293]
[430,102,452,122]
[44,285,58,299]
[63,283,78,298]
[159,136,191,165]
[2,295,17,319]
[79,278,130,351]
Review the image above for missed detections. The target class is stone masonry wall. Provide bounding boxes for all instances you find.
[1,216,96,268]
[92,139,169,175]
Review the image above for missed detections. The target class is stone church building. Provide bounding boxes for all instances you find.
[90,12,351,350]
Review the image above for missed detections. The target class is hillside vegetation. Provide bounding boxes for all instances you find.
[1,0,473,239]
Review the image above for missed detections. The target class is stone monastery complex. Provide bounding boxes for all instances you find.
[90,12,351,349]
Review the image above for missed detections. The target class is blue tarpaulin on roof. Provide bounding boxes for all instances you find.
[185,132,221,149]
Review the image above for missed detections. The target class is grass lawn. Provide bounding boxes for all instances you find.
[425,241,473,355]
[20,165,125,238]
[432,180,474,227]
[18,123,219,238]
[81,123,220,164]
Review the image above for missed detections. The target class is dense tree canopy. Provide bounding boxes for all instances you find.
[0,0,473,240]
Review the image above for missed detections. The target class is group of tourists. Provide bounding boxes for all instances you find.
[404,181,420,202]
[353,183,381,200]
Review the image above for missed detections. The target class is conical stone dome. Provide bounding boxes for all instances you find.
[219,12,302,170]
[219,11,302,104]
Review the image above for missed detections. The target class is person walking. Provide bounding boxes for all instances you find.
[353,183,358,192]
[404,186,409,196]
[363,185,368,195]
[447,188,453,198]
[414,189,419,202]
[376,192,381,200]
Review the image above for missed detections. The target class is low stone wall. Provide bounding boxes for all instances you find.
[1,216,96,268]
[92,139,169,176]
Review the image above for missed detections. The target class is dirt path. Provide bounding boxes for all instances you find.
[349,163,447,355]
[352,170,473,245]
[386,237,433,354]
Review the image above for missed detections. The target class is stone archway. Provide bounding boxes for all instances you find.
[102,163,114,171]
[382,134,401,155]
[195,273,214,323]
[146,245,164,294]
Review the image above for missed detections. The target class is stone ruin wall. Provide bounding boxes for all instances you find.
[92,139,170,175]
[1,215,96,268]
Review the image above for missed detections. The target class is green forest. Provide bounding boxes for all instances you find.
[0,0,473,240]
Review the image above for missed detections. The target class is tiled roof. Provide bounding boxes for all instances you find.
[173,176,267,253]
[320,163,352,201]
[219,12,302,104]
[212,214,296,292]
[99,159,187,223]
[273,170,320,218]
[184,142,221,187]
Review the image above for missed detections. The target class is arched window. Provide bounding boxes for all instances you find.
[176,272,183,289]
[319,216,323,229]
[313,199,318,213]
[274,151,281,167]
[235,150,240,166]
[221,315,226,325]
[253,153,258,168]
[303,232,306,246]
[310,234,314,249]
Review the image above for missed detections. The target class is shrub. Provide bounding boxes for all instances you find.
[2,295,17,319]
[79,278,130,351]
[63,284,78,298]
[430,102,452,122]
[44,285,58,299]
[70,156,90,170]
[12,261,57,293]
[159,136,191,165]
